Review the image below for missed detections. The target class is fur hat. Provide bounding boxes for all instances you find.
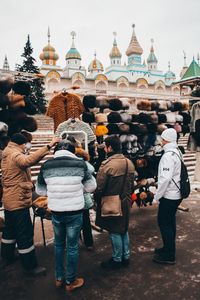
[95,113,107,123]
[182,100,189,111]
[129,123,141,135]
[137,99,151,111]
[120,98,130,110]
[0,78,13,95]
[21,130,33,142]
[83,95,96,109]
[161,128,177,142]
[166,101,173,111]
[158,100,168,111]
[151,101,159,111]
[172,102,183,112]
[126,134,137,142]
[9,94,25,108]
[107,112,122,123]
[95,124,108,136]
[109,98,123,111]
[0,122,8,133]
[119,123,130,134]
[131,114,140,123]
[11,133,28,145]
[158,113,167,124]
[166,112,176,123]
[82,112,95,123]
[120,134,128,143]
[21,116,38,132]
[136,158,147,168]
[175,114,183,122]
[106,123,120,135]
[96,97,109,109]
[150,113,158,124]
[13,81,31,96]
[138,113,151,124]
[75,147,90,161]
[120,112,132,123]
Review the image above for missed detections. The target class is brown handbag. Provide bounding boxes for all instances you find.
[101,159,128,217]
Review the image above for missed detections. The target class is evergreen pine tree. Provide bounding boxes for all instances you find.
[17,35,47,113]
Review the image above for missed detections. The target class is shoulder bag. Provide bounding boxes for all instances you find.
[101,159,128,217]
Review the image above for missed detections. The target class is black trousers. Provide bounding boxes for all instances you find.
[157,198,182,259]
[1,208,38,270]
[82,209,93,247]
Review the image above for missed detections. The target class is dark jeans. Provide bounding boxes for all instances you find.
[1,208,38,270]
[82,209,93,247]
[157,197,182,259]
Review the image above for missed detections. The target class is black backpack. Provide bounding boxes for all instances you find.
[167,151,190,199]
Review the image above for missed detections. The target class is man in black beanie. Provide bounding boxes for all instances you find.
[1,132,59,275]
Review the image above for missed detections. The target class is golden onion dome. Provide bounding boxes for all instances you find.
[40,43,59,61]
[109,33,122,58]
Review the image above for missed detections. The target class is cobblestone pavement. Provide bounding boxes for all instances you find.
[0,191,200,300]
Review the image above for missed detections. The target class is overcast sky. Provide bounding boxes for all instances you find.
[0,0,200,78]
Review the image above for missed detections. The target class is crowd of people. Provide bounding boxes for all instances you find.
[0,128,184,293]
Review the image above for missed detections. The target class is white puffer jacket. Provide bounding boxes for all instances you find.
[154,142,182,201]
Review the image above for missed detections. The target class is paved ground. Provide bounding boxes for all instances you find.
[0,192,200,300]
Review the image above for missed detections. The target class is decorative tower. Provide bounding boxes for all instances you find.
[147,39,158,70]
[2,55,10,71]
[109,32,122,66]
[126,24,143,66]
[197,53,200,66]
[39,27,59,68]
[165,61,176,84]
[65,31,81,69]
[88,51,104,78]
[180,51,188,78]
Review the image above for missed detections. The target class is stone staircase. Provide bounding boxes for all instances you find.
[28,115,196,182]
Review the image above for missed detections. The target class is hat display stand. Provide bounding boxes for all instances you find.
[82,96,190,207]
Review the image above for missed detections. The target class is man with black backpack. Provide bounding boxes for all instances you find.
[153,128,190,265]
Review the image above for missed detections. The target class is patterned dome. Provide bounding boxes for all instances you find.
[147,45,158,64]
[65,31,81,60]
[65,47,81,60]
[40,29,59,62]
[40,44,59,61]
[109,33,122,58]
[126,24,143,56]
[88,57,104,72]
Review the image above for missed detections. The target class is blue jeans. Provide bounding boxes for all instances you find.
[109,232,130,262]
[52,212,83,283]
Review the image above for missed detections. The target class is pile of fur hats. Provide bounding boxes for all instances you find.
[137,99,189,112]
[0,78,37,137]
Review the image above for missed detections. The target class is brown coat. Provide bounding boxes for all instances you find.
[1,142,49,211]
[46,92,84,132]
[95,154,135,234]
